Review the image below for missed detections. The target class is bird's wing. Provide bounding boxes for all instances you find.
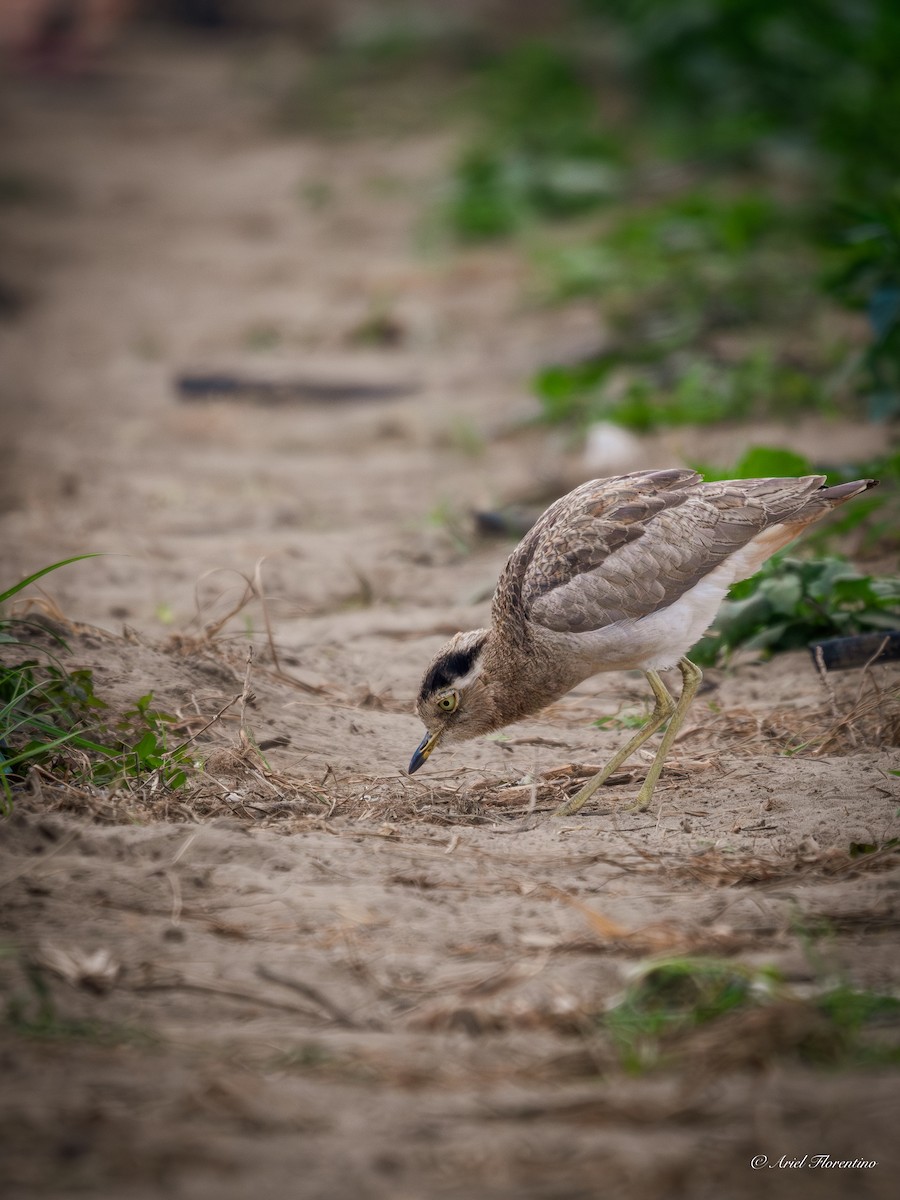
[504,473,825,634]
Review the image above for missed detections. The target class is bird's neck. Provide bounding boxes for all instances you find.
[482,627,589,728]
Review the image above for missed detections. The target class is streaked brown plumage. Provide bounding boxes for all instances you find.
[408,468,877,814]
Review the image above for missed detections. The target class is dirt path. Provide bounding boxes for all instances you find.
[2,33,898,1200]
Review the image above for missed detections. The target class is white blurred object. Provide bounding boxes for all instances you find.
[37,943,121,992]
[583,421,643,475]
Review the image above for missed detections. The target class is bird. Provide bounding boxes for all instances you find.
[407,468,877,815]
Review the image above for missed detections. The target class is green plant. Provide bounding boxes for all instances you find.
[490,2,900,441]
[0,661,112,788]
[243,322,282,351]
[532,350,825,433]
[816,985,900,1066]
[1,558,196,806]
[693,445,816,482]
[604,957,780,1072]
[691,555,900,667]
[583,0,900,188]
[542,190,791,304]
[788,914,900,1066]
[566,1,900,429]
[97,692,193,791]
[425,499,473,556]
[825,196,900,419]
[1,556,103,807]
[445,42,620,239]
[528,181,836,433]
[534,186,812,332]
[445,416,487,458]
[602,954,900,1072]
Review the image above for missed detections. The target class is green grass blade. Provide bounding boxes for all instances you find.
[0,555,103,606]
[6,713,115,757]
[0,728,87,770]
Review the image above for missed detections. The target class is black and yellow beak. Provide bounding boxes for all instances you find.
[408,729,441,775]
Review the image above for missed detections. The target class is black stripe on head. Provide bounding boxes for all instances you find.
[418,634,486,703]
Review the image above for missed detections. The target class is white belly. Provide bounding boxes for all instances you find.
[631,563,735,670]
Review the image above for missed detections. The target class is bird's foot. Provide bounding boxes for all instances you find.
[553,770,611,817]
[553,784,593,818]
[623,786,654,813]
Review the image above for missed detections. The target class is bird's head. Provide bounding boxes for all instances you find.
[408,628,501,773]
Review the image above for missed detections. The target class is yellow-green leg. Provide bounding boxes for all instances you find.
[554,670,676,817]
[629,657,702,812]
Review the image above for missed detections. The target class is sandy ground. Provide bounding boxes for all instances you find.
[2,32,899,1200]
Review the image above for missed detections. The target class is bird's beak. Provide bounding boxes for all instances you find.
[408,729,441,775]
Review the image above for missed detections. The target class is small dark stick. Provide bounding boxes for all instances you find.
[809,631,900,672]
[174,373,416,406]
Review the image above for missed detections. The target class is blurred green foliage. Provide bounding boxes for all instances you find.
[540,189,812,326]
[533,350,824,433]
[441,1,900,425]
[605,957,777,1072]
[587,0,900,417]
[694,446,824,482]
[582,0,900,189]
[603,955,900,1073]
[823,197,900,419]
[446,43,621,238]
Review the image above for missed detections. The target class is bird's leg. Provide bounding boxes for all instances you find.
[628,657,702,812]
[554,670,676,817]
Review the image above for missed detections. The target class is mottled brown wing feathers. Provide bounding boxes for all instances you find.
[491,470,697,631]
[496,473,832,636]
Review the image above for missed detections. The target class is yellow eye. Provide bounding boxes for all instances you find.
[437,691,458,713]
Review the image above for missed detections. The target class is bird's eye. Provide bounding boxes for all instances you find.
[437,691,458,713]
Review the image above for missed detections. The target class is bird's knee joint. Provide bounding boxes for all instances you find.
[679,658,703,688]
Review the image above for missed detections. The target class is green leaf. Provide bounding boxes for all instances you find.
[758,573,803,616]
[0,727,90,770]
[742,620,790,651]
[0,555,103,606]
[849,839,898,857]
[832,578,881,608]
[733,446,813,478]
[872,578,900,603]
[858,611,900,630]
[133,730,160,762]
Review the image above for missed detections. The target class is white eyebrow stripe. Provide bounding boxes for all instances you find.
[449,656,485,691]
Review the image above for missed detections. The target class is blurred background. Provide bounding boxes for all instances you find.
[1,0,898,643]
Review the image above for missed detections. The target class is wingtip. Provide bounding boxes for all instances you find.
[818,477,879,502]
